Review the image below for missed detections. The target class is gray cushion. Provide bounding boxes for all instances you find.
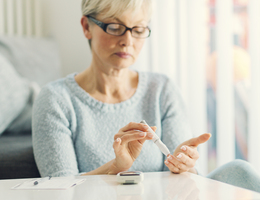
[0,54,32,134]
[0,132,40,179]
[0,36,61,87]
[0,36,61,134]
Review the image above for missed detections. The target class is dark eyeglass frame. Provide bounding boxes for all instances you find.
[86,15,151,38]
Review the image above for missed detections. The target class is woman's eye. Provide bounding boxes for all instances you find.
[107,24,125,35]
[108,24,121,31]
[133,28,145,34]
[109,27,120,31]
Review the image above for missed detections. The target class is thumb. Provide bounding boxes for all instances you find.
[184,133,211,147]
[113,138,121,153]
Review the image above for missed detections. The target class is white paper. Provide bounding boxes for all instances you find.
[12,178,85,190]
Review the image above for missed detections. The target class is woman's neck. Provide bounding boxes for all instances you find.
[75,65,138,104]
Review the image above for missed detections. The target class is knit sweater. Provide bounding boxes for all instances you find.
[32,71,195,177]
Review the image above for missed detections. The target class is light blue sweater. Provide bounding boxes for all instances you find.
[32,71,195,177]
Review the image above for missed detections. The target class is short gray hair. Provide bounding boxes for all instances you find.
[81,0,153,20]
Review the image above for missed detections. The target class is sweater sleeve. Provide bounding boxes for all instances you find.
[159,78,200,173]
[32,85,79,177]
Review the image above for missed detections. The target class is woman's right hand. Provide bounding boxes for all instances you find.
[109,122,156,174]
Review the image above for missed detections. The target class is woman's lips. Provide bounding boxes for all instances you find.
[115,52,132,59]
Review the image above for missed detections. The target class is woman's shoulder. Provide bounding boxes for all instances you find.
[140,71,178,91]
[41,78,69,97]
[36,73,76,103]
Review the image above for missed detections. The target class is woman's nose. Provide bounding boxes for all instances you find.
[119,30,133,47]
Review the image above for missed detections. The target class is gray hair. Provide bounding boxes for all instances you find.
[81,0,153,20]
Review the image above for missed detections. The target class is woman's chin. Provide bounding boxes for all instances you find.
[108,56,135,69]
[111,61,134,70]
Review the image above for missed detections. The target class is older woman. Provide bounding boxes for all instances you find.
[33,0,209,176]
[33,0,260,193]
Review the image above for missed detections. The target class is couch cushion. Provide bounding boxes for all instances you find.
[0,54,32,135]
[0,132,40,179]
[0,36,61,134]
[0,36,61,87]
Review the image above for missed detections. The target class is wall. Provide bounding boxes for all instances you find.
[41,0,91,76]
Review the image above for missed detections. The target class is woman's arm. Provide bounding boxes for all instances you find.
[32,86,79,177]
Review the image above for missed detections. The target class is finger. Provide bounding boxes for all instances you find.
[166,155,189,172]
[150,126,157,132]
[114,129,147,141]
[138,126,157,144]
[145,126,157,139]
[139,132,152,144]
[120,131,148,145]
[165,159,180,173]
[175,153,195,168]
[180,145,199,160]
[120,122,149,132]
[113,138,121,152]
[168,155,190,172]
[115,129,145,137]
[183,133,211,147]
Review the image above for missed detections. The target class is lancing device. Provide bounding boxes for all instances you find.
[140,120,170,156]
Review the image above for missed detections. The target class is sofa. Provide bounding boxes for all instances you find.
[0,131,40,179]
[0,36,61,179]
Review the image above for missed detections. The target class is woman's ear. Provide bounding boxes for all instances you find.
[81,16,92,39]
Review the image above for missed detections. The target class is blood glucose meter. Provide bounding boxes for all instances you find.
[117,171,144,184]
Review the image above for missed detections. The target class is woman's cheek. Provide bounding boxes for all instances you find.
[134,40,145,56]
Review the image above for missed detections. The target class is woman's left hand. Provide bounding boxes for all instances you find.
[164,133,211,174]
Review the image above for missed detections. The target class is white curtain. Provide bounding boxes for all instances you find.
[133,0,260,175]
[248,0,260,171]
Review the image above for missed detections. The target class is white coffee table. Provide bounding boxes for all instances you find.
[1,171,260,200]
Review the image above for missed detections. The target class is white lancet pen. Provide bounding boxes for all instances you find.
[140,120,170,156]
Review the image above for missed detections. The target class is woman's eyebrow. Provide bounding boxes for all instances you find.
[112,17,146,25]
[113,17,122,23]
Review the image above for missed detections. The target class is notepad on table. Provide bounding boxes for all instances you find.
[12,178,85,190]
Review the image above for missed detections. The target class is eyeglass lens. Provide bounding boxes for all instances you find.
[106,24,149,38]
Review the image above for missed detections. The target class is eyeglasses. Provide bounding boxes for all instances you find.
[86,15,151,39]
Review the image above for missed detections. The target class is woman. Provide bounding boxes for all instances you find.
[32,0,260,192]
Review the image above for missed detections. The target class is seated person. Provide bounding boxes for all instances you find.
[32,0,260,193]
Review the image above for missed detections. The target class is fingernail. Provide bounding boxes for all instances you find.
[143,125,148,130]
[165,160,169,164]
[181,146,186,151]
[177,154,182,159]
[167,156,173,160]
[139,132,145,137]
[116,138,120,142]
[148,133,154,138]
